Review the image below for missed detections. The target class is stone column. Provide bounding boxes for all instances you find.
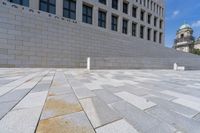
[30,0,39,10]
[56,0,63,17]
[93,6,98,27]
[76,0,82,22]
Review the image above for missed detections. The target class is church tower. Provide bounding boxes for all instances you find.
[173,24,195,53]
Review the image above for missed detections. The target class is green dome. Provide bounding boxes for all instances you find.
[179,24,191,30]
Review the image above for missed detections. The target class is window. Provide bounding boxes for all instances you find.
[122,19,128,34]
[140,10,145,21]
[132,5,137,18]
[140,25,144,39]
[154,17,157,27]
[9,0,29,7]
[39,0,56,14]
[82,4,93,24]
[111,15,118,31]
[98,10,106,28]
[123,2,128,14]
[147,0,149,8]
[159,19,163,29]
[147,28,151,40]
[99,0,106,5]
[63,0,76,20]
[132,22,137,36]
[159,32,162,43]
[140,0,142,4]
[147,13,151,24]
[151,1,153,10]
[143,0,146,7]
[154,30,157,42]
[112,0,118,10]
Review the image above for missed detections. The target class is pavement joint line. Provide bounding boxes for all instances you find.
[94,118,123,130]
[0,70,45,97]
[192,112,200,119]
[64,72,97,132]
[34,70,55,133]
[0,71,50,121]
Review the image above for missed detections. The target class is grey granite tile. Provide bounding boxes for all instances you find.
[37,111,95,133]
[93,89,122,104]
[80,97,121,128]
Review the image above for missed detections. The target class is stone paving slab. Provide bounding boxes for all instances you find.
[96,119,139,133]
[40,93,82,120]
[36,111,95,133]
[80,97,121,128]
[0,69,200,133]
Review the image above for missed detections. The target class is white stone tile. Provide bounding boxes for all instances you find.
[0,107,42,133]
[96,119,139,133]
[161,90,200,103]
[115,91,156,110]
[14,91,48,110]
[173,98,200,112]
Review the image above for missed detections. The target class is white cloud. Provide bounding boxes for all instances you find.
[172,10,180,17]
[192,20,200,27]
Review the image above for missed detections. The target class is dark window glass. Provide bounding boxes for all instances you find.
[159,32,162,43]
[154,30,157,42]
[140,25,144,39]
[147,28,151,40]
[154,17,157,27]
[82,4,93,24]
[111,15,118,31]
[147,0,149,8]
[9,0,29,7]
[98,10,106,28]
[140,10,145,21]
[132,6,137,18]
[132,22,137,36]
[99,0,106,5]
[112,0,118,10]
[39,0,56,14]
[147,13,151,24]
[159,19,163,29]
[143,0,146,6]
[63,0,76,20]
[122,19,128,34]
[123,2,128,14]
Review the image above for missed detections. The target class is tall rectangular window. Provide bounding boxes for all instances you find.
[9,0,29,7]
[154,30,157,42]
[140,25,144,39]
[99,0,106,5]
[63,0,76,20]
[159,32,163,43]
[154,17,157,27]
[159,19,163,29]
[40,0,56,14]
[147,13,151,24]
[147,0,149,8]
[132,22,137,36]
[122,19,128,34]
[82,4,93,24]
[111,15,118,31]
[140,10,145,21]
[98,10,106,28]
[143,0,146,7]
[132,5,137,18]
[112,0,118,10]
[147,28,151,40]
[123,2,128,14]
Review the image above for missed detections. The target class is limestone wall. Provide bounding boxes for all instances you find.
[0,1,199,68]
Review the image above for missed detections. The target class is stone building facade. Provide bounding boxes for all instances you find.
[173,24,200,53]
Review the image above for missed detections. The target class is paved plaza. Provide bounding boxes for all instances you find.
[0,68,200,133]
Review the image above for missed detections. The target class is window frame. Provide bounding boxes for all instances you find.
[82,4,93,24]
[39,0,56,14]
[63,0,76,20]
[98,10,107,28]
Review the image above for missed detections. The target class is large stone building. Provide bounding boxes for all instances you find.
[173,24,200,53]
[0,0,200,69]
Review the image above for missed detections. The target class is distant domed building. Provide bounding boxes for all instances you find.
[194,36,200,49]
[173,24,195,53]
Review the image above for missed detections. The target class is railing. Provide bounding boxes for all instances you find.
[174,37,195,44]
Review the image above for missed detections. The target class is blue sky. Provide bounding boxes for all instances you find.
[165,0,200,47]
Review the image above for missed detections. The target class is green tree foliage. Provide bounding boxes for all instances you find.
[192,49,200,55]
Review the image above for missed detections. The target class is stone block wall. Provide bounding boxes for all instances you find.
[0,1,200,68]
